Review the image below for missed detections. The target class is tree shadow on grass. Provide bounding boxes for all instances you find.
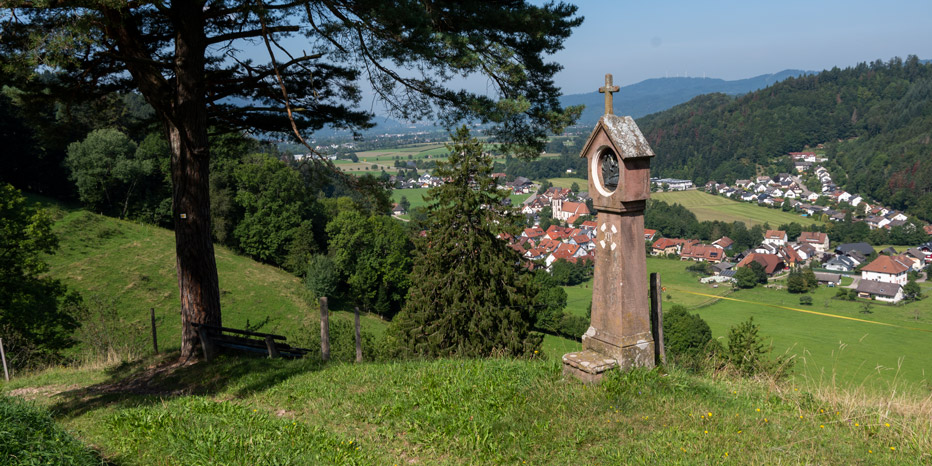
[49,351,326,419]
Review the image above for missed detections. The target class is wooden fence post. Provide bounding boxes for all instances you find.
[1,338,9,382]
[320,297,330,361]
[150,308,159,354]
[650,272,667,365]
[264,335,281,358]
[354,306,362,363]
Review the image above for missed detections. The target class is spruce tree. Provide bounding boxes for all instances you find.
[387,127,541,358]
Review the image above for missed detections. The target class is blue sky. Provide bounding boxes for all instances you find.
[546,0,932,94]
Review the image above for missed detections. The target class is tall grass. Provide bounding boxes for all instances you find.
[0,395,104,465]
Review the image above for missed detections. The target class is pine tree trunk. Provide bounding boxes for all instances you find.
[99,3,223,360]
[168,6,221,359]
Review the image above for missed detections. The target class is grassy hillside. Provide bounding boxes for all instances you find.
[38,201,390,356]
[652,190,822,227]
[2,355,929,465]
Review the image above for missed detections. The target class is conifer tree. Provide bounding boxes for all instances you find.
[387,127,541,358]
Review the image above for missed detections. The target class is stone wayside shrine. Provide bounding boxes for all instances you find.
[562,74,657,383]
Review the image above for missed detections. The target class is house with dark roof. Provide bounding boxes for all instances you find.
[856,279,903,303]
[835,242,875,257]
[824,254,859,273]
[813,272,842,286]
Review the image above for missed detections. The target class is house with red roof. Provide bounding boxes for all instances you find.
[554,200,591,222]
[680,244,724,263]
[545,242,587,268]
[537,237,562,253]
[736,253,785,276]
[711,236,733,250]
[651,238,698,256]
[522,227,545,240]
[545,225,575,241]
[778,246,802,267]
[643,229,658,242]
[569,234,595,252]
[860,255,911,285]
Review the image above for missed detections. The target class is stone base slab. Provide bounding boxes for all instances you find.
[562,350,618,383]
[582,328,655,371]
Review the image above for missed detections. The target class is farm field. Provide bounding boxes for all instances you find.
[563,256,931,391]
[563,258,731,319]
[545,176,587,188]
[391,188,532,211]
[652,190,823,227]
[693,284,932,392]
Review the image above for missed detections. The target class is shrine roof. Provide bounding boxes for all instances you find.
[579,114,655,160]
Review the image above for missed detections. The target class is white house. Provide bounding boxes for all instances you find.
[762,230,788,247]
[860,255,910,285]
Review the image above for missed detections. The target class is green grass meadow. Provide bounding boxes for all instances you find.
[391,188,532,211]
[4,355,929,465]
[563,257,931,391]
[652,190,824,227]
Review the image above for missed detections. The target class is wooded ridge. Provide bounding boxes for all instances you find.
[637,56,932,223]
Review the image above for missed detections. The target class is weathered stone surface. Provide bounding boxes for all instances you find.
[562,350,618,383]
[563,73,657,382]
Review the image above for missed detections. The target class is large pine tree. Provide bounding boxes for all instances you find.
[387,127,541,358]
[4,1,581,358]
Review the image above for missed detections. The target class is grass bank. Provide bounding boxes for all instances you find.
[3,355,929,465]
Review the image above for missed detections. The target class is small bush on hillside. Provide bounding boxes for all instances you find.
[662,305,713,367]
[725,317,793,379]
[799,295,813,305]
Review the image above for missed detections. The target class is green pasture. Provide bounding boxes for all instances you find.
[545,176,587,188]
[563,258,731,319]
[691,284,931,391]
[652,190,824,227]
[391,188,531,211]
[563,256,930,390]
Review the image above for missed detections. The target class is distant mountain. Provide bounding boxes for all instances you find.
[561,70,811,125]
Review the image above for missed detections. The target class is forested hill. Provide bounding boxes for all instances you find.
[637,56,932,222]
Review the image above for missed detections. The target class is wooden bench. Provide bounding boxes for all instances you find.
[193,323,309,361]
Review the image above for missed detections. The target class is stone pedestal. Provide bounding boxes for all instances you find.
[582,207,655,370]
[561,77,657,382]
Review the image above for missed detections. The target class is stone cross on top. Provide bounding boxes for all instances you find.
[599,74,620,115]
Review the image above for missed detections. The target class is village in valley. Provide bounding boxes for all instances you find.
[383,145,931,306]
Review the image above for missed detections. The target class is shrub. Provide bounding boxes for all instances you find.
[725,318,793,379]
[662,305,713,360]
[799,295,813,305]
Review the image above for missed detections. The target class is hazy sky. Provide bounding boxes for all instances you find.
[548,0,932,94]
